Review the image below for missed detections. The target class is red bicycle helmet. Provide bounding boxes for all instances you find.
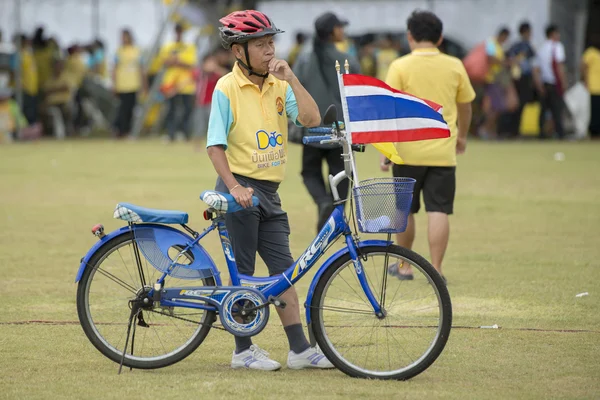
[219,10,284,49]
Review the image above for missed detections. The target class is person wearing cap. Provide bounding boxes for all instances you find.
[206,10,329,371]
[159,23,197,142]
[293,12,360,232]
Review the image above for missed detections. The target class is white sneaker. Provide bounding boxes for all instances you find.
[287,346,335,370]
[231,345,281,371]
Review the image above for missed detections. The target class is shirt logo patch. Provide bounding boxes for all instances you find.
[276,97,284,115]
[256,130,283,150]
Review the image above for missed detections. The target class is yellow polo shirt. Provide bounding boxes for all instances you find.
[385,48,476,166]
[20,49,38,96]
[64,55,87,89]
[159,42,197,95]
[206,63,302,183]
[583,47,600,95]
[114,45,142,93]
[375,48,399,81]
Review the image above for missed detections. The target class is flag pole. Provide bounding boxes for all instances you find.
[336,59,359,185]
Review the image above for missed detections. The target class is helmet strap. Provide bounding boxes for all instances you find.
[236,42,269,79]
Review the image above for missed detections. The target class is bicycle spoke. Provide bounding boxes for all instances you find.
[363,317,378,369]
[118,247,139,288]
[337,272,371,307]
[96,267,138,294]
[317,305,374,315]
[323,295,374,308]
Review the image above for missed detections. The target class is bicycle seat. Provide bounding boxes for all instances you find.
[200,191,259,213]
[113,203,189,224]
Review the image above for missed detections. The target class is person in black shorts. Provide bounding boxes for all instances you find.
[381,11,475,282]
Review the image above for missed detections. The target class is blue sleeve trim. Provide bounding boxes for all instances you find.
[206,89,233,149]
[285,84,302,126]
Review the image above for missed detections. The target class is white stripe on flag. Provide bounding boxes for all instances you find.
[350,118,449,132]
[345,85,442,113]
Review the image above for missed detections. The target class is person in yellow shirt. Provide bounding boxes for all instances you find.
[32,27,54,92]
[15,35,39,124]
[383,10,475,283]
[374,34,399,81]
[207,10,328,371]
[42,58,75,137]
[359,39,377,77]
[112,29,146,137]
[480,27,511,139]
[160,23,197,141]
[582,34,600,138]
[64,45,87,90]
[64,45,89,132]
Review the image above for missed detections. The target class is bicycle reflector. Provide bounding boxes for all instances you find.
[91,224,105,238]
[203,210,213,220]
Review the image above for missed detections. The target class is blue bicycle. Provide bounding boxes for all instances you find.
[75,106,452,380]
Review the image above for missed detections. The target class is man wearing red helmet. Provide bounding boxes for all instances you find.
[206,10,329,371]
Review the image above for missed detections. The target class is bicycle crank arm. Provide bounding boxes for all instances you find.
[238,295,286,316]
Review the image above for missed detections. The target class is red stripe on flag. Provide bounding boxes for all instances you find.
[343,73,442,112]
[352,128,451,144]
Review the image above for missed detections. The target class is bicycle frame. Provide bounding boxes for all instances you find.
[156,203,385,319]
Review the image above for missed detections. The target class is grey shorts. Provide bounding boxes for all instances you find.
[215,174,294,276]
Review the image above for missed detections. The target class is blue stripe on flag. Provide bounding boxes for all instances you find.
[346,95,446,123]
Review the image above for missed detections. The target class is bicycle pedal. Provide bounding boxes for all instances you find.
[268,295,286,309]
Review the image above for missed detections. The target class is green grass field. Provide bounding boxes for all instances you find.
[1,139,599,399]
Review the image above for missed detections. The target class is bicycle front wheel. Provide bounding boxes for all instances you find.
[76,231,217,369]
[311,245,452,380]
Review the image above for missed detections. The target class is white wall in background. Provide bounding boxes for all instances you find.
[0,0,182,59]
[258,0,551,57]
[0,0,551,61]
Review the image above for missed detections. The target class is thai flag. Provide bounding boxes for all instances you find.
[342,74,451,144]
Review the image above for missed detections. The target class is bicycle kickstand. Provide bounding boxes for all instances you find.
[118,302,141,375]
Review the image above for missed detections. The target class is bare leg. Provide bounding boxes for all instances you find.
[396,213,415,249]
[275,286,302,326]
[427,212,450,274]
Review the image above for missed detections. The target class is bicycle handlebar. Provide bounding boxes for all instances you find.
[307,127,333,134]
[302,135,333,145]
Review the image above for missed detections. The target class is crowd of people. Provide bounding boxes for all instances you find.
[0,14,599,144]
[287,21,600,141]
[0,24,236,144]
[0,27,109,141]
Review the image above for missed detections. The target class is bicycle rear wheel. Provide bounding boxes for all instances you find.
[310,245,451,380]
[76,231,216,369]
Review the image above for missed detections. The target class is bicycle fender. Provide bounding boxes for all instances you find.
[75,224,221,283]
[75,226,131,282]
[304,239,392,325]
